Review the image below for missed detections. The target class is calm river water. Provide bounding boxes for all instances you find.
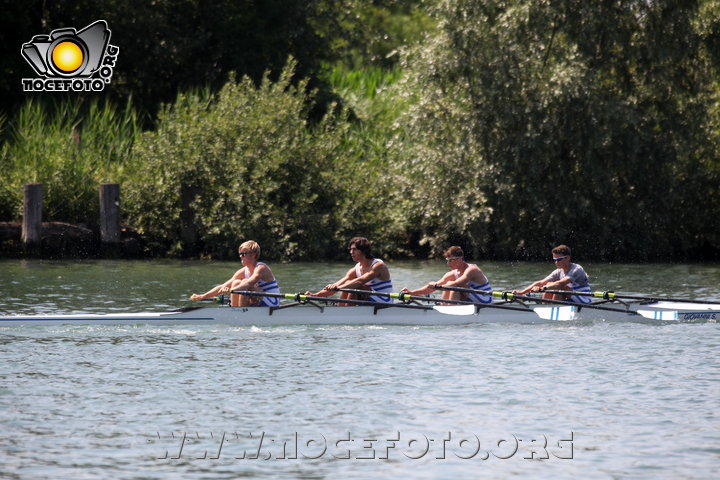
[1,259,719,479]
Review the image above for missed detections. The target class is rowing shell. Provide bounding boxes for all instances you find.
[0,301,718,326]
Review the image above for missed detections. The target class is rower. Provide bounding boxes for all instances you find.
[513,244,592,303]
[190,240,281,307]
[401,246,493,304]
[305,237,394,305]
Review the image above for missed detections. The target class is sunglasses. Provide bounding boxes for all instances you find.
[552,256,567,262]
[445,257,460,263]
[239,251,253,257]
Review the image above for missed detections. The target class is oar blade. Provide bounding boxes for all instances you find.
[433,304,476,315]
[532,305,576,321]
[637,309,678,321]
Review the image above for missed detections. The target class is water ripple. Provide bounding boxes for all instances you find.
[2,261,720,478]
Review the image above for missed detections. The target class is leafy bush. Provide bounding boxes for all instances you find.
[124,60,348,259]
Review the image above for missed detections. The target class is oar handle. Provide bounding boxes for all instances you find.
[430,284,518,302]
[197,295,227,304]
[541,289,614,299]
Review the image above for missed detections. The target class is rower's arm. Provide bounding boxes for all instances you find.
[403,272,454,295]
[307,267,356,296]
[514,279,547,295]
[514,270,560,294]
[447,266,487,287]
[191,269,244,300]
[544,276,572,289]
[234,264,268,289]
[351,268,379,286]
[402,283,436,296]
[339,262,385,289]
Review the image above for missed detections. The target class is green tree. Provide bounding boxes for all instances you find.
[392,0,720,260]
[312,0,435,70]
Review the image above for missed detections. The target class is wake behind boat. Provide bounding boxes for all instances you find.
[1,290,718,326]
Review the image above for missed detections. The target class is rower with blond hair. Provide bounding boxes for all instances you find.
[190,240,281,307]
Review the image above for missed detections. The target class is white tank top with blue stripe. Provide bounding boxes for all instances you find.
[454,265,492,303]
[244,262,281,307]
[355,259,394,303]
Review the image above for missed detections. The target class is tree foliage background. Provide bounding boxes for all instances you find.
[1,0,719,261]
[391,0,720,260]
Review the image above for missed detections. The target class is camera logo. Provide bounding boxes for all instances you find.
[21,20,119,92]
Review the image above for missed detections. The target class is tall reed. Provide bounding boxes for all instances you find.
[0,99,139,223]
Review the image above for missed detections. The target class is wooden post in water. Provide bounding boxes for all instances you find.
[99,183,120,255]
[180,184,198,256]
[22,183,42,252]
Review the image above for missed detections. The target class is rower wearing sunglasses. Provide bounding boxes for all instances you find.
[401,246,493,304]
[513,245,591,304]
[190,240,281,307]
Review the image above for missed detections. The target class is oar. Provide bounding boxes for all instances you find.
[507,292,690,321]
[335,287,482,306]
[540,289,720,305]
[334,287,572,320]
[231,289,537,317]
[430,285,673,320]
[334,287,478,315]
[429,284,493,296]
[230,290,443,313]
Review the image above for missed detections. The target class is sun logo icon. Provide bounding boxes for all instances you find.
[51,41,85,73]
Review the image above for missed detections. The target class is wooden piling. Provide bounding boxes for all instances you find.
[22,183,42,250]
[180,184,198,256]
[99,183,120,253]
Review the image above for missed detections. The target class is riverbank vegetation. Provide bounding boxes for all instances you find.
[1,0,719,261]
